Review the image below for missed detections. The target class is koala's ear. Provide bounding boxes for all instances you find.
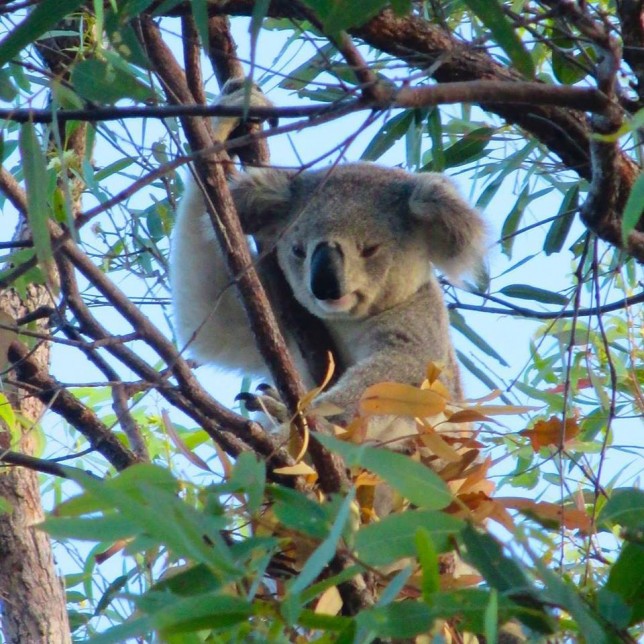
[407,172,487,279]
[230,168,293,235]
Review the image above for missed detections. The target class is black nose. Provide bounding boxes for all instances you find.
[310,242,344,300]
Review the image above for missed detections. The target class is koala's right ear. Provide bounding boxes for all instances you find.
[230,169,293,236]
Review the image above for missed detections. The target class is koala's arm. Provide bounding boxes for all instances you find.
[170,83,271,376]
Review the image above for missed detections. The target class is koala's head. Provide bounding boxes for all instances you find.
[231,163,485,320]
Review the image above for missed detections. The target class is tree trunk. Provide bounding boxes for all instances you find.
[0,239,71,642]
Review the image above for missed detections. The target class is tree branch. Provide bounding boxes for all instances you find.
[138,16,348,494]
[7,341,140,471]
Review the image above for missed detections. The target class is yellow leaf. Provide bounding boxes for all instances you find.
[360,382,446,417]
[298,353,336,410]
[418,424,462,462]
[425,361,443,384]
[273,462,318,483]
[315,585,343,616]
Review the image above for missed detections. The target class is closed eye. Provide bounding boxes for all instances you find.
[360,243,381,258]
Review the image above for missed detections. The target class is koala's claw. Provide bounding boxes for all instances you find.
[235,385,288,423]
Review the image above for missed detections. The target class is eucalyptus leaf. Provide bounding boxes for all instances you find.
[354,510,463,566]
[316,434,452,509]
[463,0,535,78]
[0,0,84,67]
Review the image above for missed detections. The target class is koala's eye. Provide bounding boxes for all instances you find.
[291,244,306,259]
[360,243,381,258]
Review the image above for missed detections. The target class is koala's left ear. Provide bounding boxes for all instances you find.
[407,172,487,279]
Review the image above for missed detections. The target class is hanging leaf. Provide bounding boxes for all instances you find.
[0,0,84,67]
[462,0,535,78]
[500,284,568,305]
[544,184,579,255]
[316,434,452,510]
[520,415,580,451]
[621,171,644,245]
[360,381,446,417]
[71,59,155,104]
[423,127,494,171]
[19,122,53,273]
[362,111,414,161]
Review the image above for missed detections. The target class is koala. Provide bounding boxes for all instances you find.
[170,84,486,441]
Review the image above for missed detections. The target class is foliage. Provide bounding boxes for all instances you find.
[0,0,642,642]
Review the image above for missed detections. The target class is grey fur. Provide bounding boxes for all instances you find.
[170,86,486,437]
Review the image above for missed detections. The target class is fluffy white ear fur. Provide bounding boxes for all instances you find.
[230,168,292,235]
[408,173,487,280]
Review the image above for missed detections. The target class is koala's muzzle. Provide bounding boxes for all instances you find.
[310,242,345,300]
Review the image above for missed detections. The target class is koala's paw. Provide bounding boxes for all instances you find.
[235,384,288,423]
[217,77,275,124]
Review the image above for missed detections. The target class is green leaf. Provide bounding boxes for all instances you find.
[462,525,554,634]
[316,435,452,510]
[426,589,511,633]
[71,59,154,104]
[595,588,632,630]
[355,510,463,566]
[552,49,589,85]
[0,0,84,67]
[301,0,389,33]
[0,67,17,101]
[226,452,266,515]
[416,528,439,599]
[95,574,130,615]
[463,0,535,78]
[544,185,579,255]
[450,310,508,366]
[287,488,355,598]
[461,524,531,594]
[279,43,336,91]
[362,111,414,161]
[442,126,495,169]
[426,108,445,171]
[598,488,644,531]
[531,555,604,638]
[391,0,412,14]
[621,171,644,245]
[357,601,431,638]
[19,122,52,268]
[501,185,529,259]
[484,589,499,644]
[499,284,568,306]
[271,486,332,539]
[190,0,209,52]
[604,543,644,626]
[41,514,137,541]
[0,496,12,515]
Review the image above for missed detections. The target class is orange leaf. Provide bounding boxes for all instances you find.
[520,415,580,451]
[161,410,212,473]
[425,361,443,384]
[360,382,446,417]
[473,404,540,415]
[498,497,591,532]
[446,409,496,424]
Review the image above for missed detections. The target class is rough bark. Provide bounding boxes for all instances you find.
[0,229,71,643]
